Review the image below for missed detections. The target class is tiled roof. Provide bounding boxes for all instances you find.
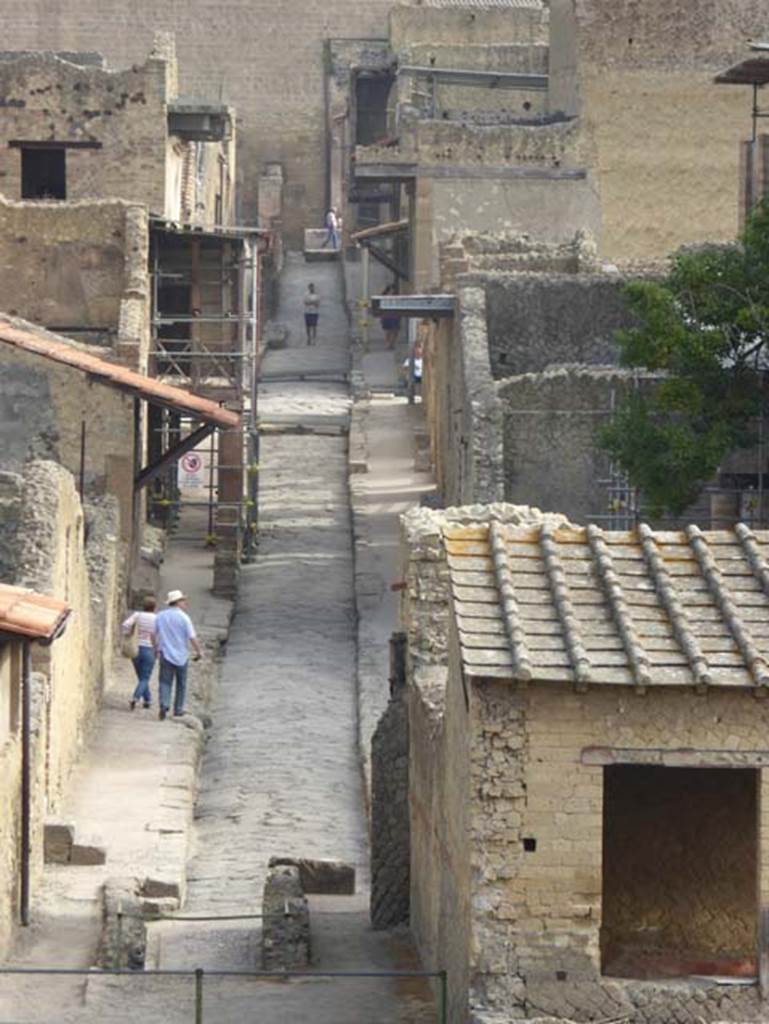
[444,521,769,691]
[0,317,239,430]
[0,583,70,642]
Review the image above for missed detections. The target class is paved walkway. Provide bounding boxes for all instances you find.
[0,522,229,1023]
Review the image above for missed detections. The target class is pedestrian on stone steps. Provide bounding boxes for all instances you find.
[321,207,339,250]
[304,282,320,344]
[122,595,158,710]
[154,589,202,721]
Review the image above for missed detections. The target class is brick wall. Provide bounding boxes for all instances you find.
[453,672,769,1023]
[0,1,396,243]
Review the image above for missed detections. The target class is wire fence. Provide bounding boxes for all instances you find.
[0,966,447,1024]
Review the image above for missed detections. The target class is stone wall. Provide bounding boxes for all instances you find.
[498,365,656,524]
[0,1,398,243]
[0,329,136,544]
[402,504,566,1023]
[370,684,410,930]
[0,198,150,368]
[422,286,504,507]
[548,0,768,260]
[484,271,643,380]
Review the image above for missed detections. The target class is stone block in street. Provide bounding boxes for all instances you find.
[43,822,74,864]
[269,856,356,895]
[262,864,310,970]
[69,843,107,866]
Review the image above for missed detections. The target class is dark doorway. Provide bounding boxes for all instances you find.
[21,147,66,199]
[355,72,392,146]
[601,765,757,980]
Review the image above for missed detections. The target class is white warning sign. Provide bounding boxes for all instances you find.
[179,451,205,490]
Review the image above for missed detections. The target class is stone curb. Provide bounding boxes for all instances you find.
[346,389,377,814]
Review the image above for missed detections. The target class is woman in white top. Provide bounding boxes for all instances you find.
[122,595,158,710]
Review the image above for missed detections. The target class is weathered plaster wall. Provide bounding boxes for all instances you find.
[0,638,22,958]
[0,460,119,958]
[548,0,768,260]
[0,333,136,543]
[432,176,600,263]
[0,198,150,367]
[390,6,548,52]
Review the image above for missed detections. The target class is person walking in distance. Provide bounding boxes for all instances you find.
[321,207,339,250]
[122,595,158,710]
[304,282,320,344]
[154,589,202,720]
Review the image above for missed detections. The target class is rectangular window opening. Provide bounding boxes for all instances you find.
[21,147,66,199]
[601,765,757,982]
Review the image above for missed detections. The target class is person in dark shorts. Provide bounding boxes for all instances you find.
[381,283,400,348]
[304,282,319,344]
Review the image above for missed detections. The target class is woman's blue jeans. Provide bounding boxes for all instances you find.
[131,646,156,705]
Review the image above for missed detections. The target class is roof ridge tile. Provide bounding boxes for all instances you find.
[539,522,592,691]
[638,523,711,692]
[586,524,651,692]
[489,520,532,682]
[686,524,769,690]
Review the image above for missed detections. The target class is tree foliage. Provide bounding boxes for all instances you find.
[601,198,769,517]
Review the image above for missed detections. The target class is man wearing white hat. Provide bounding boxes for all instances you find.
[154,589,202,720]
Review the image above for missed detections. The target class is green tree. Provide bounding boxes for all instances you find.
[601,199,769,517]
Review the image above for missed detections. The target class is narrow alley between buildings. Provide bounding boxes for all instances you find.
[0,253,436,1024]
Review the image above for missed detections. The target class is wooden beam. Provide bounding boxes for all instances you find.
[367,242,409,282]
[135,423,214,490]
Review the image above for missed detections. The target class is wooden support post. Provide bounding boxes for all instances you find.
[213,424,244,598]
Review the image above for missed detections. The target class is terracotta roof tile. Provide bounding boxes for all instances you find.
[444,521,769,690]
[0,583,70,642]
[0,318,239,430]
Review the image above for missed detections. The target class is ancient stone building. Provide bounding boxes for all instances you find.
[345,0,767,293]
[398,504,769,1024]
[419,233,661,522]
[549,0,769,259]
[0,1,397,243]
[0,38,235,226]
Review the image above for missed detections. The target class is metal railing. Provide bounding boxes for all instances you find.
[0,965,448,1024]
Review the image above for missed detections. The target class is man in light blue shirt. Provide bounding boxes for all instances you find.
[154,589,202,720]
